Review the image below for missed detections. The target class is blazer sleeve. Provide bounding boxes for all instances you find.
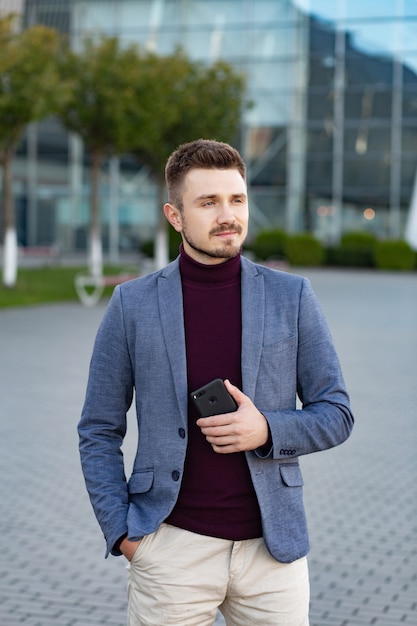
[78,286,134,556]
[260,277,354,459]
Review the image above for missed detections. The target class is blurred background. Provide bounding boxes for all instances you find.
[1,0,417,267]
[1,4,416,623]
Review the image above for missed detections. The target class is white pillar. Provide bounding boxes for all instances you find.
[405,168,417,250]
[109,156,120,264]
[3,227,18,287]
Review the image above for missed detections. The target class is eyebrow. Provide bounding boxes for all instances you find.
[194,193,247,202]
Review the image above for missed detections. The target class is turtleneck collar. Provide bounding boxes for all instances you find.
[179,244,241,284]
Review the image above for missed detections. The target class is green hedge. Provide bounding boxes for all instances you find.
[325,231,377,267]
[285,233,324,266]
[142,226,416,271]
[374,240,416,270]
[250,229,288,261]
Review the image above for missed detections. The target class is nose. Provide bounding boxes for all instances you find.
[216,201,235,224]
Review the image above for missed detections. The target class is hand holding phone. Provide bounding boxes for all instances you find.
[190,378,237,417]
[192,379,269,453]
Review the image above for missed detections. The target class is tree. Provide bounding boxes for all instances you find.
[57,35,144,277]
[0,15,62,287]
[130,50,248,268]
[57,40,248,273]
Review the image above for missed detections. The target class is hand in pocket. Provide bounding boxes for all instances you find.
[119,537,142,561]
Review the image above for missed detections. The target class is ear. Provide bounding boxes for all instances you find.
[164,203,183,232]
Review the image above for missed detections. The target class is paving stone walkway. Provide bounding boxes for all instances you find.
[0,268,416,625]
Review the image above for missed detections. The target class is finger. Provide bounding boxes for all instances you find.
[211,443,240,454]
[196,414,231,429]
[205,433,236,445]
[201,428,235,441]
[224,379,245,405]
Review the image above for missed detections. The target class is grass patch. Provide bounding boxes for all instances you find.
[0,266,131,308]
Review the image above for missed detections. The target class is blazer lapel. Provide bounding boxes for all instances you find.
[157,259,188,426]
[241,257,265,400]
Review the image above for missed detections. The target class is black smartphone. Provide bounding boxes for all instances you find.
[190,378,237,417]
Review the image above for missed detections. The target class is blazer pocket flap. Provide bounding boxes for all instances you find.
[128,470,154,494]
[279,464,304,487]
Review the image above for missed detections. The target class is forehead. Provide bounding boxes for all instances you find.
[182,168,247,200]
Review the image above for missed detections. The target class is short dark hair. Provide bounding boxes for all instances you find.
[165,139,246,210]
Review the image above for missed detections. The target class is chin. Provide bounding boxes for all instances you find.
[214,245,241,259]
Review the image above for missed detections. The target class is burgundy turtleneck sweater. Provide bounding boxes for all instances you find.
[165,246,262,540]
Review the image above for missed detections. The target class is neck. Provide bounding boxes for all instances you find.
[179,244,241,284]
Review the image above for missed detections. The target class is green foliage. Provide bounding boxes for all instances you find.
[285,233,324,266]
[250,229,288,260]
[0,15,63,158]
[139,240,154,259]
[169,229,183,260]
[57,35,143,155]
[56,40,249,267]
[128,48,248,264]
[168,57,247,147]
[341,232,378,247]
[373,240,416,270]
[0,15,65,284]
[326,231,377,267]
[131,49,249,180]
[56,34,149,271]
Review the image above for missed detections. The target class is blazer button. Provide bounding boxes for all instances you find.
[172,470,180,481]
[178,428,186,439]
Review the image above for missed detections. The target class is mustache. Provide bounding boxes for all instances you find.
[210,224,243,236]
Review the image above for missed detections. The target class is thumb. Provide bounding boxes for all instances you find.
[224,379,245,407]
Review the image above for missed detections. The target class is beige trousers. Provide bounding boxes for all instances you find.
[126,523,309,626]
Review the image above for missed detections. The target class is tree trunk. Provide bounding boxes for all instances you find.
[154,177,169,270]
[89,150,104,277]
[405,166,417,250]
[3,227,18,287]
[1,153,18,287]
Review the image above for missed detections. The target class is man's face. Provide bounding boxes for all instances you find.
[164,168,249,265]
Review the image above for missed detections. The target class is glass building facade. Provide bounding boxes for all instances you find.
[2,0,417,254]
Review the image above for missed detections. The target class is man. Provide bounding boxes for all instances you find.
[78,139,354,626]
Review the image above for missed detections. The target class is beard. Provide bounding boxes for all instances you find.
[181,223,245,262]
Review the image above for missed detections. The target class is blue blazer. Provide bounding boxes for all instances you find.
[78,256,353,562]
